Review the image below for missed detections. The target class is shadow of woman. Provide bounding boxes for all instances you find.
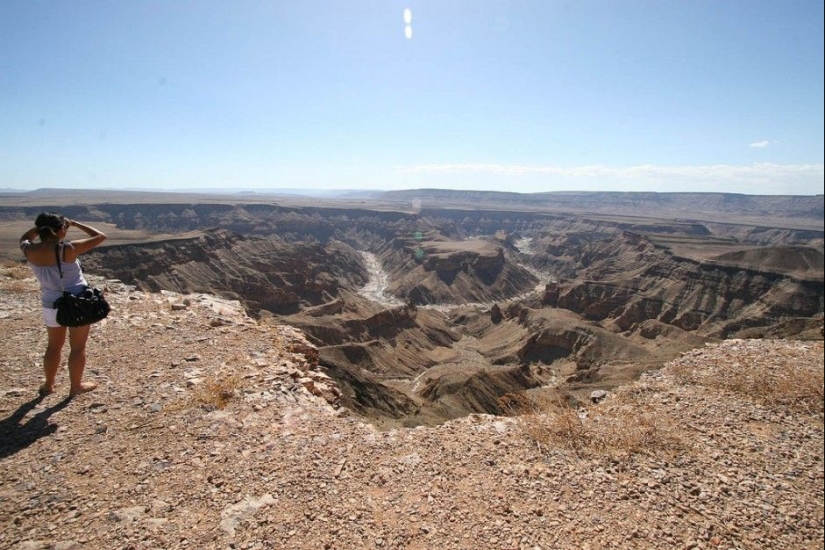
[0,395,73,460]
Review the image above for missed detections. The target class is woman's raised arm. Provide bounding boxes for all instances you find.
[66,220,107,255]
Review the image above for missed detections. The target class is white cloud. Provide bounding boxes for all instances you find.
[397,162,823,179]
[749,140,770,148]
[394,163,825,195]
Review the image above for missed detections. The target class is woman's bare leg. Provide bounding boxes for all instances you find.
[43,326,67,394]
[68,325,96,395]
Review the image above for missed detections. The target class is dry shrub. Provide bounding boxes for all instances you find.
[500,392,573,455]
[576,402,686,459]
[192,373,241,410]
[1,279,30,292]
[0,262,32,291]
[502,391,686,460]
[748,362,824,415]
[749,365,820,414]
[498,392,536,416]
[673,357,824,416]
[2,263,28,276]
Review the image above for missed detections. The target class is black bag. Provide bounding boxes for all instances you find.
[53,243,111,327]
[53,287,111,327]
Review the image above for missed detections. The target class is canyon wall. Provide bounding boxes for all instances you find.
[3,191,822,426]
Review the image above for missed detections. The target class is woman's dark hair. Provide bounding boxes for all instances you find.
[35,212,65,241]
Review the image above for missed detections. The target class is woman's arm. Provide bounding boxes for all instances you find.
[66,220,107,255]
[19,228,39,257]
[20,227,39,245]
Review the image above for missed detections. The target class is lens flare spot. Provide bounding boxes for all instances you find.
[404,8,412,24]
[405,25,412,39]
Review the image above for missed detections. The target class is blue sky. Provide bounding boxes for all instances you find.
[1,1,823,195]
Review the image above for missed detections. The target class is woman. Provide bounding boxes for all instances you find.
[19,212,107,397]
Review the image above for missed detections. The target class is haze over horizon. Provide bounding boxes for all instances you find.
[2,1,823,196]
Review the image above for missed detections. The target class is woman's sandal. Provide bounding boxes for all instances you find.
[38,385,54,397]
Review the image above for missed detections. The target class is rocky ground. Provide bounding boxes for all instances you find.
[0,263,823,550]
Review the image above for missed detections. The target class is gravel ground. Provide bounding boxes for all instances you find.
[1,264,823,550]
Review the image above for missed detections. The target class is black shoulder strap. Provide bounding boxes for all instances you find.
[54,243,63,279]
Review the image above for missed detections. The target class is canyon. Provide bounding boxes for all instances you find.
[1,189,822,427]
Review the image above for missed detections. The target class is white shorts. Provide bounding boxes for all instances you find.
[42,308,60,328]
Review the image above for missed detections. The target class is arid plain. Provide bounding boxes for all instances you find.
[1,188,823,549]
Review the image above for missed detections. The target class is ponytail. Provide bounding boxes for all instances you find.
[34,212,64,241]
[37,226,59,241]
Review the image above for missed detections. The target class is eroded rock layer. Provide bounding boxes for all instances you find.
[2,192,822,426]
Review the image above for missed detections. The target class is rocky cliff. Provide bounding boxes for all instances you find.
[2,261,822,549]
[538,231,823,338]
[81,230,368,315]
[379,233,539,305]
[2,191,822,427]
